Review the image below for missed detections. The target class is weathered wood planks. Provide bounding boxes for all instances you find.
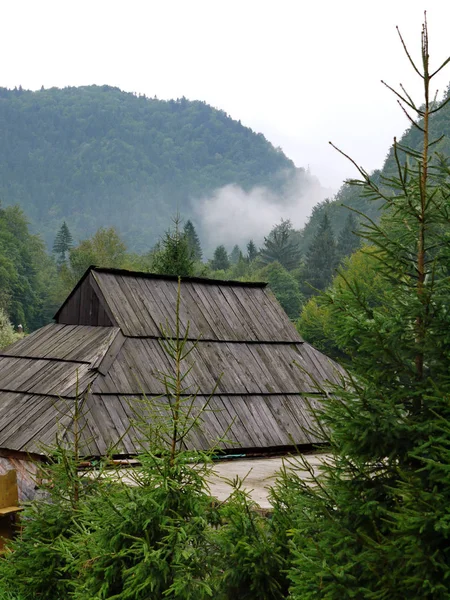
[0,267,342,457]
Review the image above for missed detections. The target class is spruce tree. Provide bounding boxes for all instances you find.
[183,219,203,261]
[229,244,243,265]
[211,245,230,271]
[52,221,73,265]
[336,212,360,261]
[64,279,221,600]
[300,212,337,298]
[260,219,301,270]
[246,239,258,262]
[152,216,195,277]
[0,394,103,600]
[286,18,450,599]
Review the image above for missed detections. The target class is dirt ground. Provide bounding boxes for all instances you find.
[207,453,329,509]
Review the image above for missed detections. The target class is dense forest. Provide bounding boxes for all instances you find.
[1,80,449,334]
[0,85,319,250]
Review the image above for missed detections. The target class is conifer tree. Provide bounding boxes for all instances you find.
[246,239,258,262]
[52,221,73,265]
[211,245,230,271]
[260,219,301,270]
[286,18,450,599]
[64,279,221,599]
[183,219,203,261]
[300,212,337,298]
[229,244,243,265]
[152,216,195,277]
[336,212,360,261]
[0,393,103,600]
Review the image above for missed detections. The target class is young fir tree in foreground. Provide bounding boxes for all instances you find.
[0,394,104,600]
[0,280,290,600]
[285,18,450,599]
[63,290,219,599]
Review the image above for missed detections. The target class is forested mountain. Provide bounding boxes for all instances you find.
[0,85,302,250]
[2,82,448,333]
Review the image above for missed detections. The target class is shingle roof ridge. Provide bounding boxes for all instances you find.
[92,266,268,288]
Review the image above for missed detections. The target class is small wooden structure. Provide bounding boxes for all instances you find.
[0,470,21,551]
[0,267,342,498]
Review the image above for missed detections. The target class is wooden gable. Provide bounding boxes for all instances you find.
[55,271,115,327]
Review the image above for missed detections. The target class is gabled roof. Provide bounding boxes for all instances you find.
[55,267,301,341]
[0,267,342,456]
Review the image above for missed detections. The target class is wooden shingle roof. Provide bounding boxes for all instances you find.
[0,267,342,456]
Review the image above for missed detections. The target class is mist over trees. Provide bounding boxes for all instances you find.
[0,85,301,251]
[0,54,448,339]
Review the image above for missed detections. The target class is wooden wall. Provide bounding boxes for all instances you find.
[0,456,41,502]
[57,273,113,327]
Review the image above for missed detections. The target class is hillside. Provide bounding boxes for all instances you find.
[298,82,450,244]
[0,86,305,250]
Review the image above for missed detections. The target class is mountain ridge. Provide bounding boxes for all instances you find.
[0,85,311,250]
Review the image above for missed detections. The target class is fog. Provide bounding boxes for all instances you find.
[194,170,333,255]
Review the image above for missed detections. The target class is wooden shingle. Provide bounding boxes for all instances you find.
[0,267,343,456]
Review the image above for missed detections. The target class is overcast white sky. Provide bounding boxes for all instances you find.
[2,0,450,190]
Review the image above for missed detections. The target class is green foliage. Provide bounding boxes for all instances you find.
[215,483,288,600]
[0,592,27,600]
[0,397,103,600]
[0,86,295,250]
[69,227,127,279]
[54,226,154,304]
[300,212,337,298]
[288,23,450,599]
[297,247,385,360]
[260,261,303,319]
[0,203,58,330]
[260,219,301,270]
[211,245,230,271]
[151,217,196,277]
[0,308,23,349]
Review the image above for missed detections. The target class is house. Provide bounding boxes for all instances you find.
[0,267,341,502]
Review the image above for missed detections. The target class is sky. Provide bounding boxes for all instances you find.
[2,0,450,192]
